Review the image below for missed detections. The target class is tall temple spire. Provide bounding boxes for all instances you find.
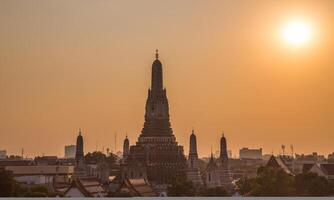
[187,128,203,185]
[155,49,159,59]
[151,49,163,92]
[141,50,172,136]
[74,129,85,177]
[189,129,198,155]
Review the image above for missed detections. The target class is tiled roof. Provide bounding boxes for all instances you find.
[266,155,293,175]
[302,163,314,173]
[114,178,157,197]
[321,164,334,175]
[0,160,34,166]
[63,177,107,197]
[5,165,74,175]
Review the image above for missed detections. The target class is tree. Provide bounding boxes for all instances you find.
[236,176,255,195]
[236,166,295,196]
[0,169,17,197]
[0,169,55,197]
[295,172,331,196]
[199,186,230,197]
[84,151,117,167]
[167,177,196,196]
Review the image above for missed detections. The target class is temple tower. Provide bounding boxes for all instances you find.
[124,51,187,184]
[218,132,232,187]
[186,129,203,185]
[74,129,86,177]
[123,135,129,159]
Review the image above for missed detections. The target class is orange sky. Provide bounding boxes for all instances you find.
[0,0,333,158]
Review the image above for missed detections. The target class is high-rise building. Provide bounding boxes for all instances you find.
[186,129,202,185]
[64,145,76,159]
[122,51,187,184]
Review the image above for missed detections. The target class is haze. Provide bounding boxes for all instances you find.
[0,0,333,157]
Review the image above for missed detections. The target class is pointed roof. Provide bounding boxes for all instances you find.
[266,155,293,175]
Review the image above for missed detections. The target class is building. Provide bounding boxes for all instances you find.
[293,152,326,174]
[266,155,293,175]
[62,177,107,197]
[201,134,232,188]
[5,165,73,185]
[239,148,262,160]
[74,129,86,177]
[303,163,334,181]
[328,152,334,162]
[186,129,202,185]
[65,145,76,159]
[123,136,129,160]
[34,156,58,165]
[201,154,221,188]
[217,134,232,188]
[0,159,35,167]
[113,178,157,197]
[122,51,187,184]
[0,150,7,159]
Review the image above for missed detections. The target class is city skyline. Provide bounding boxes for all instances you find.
[1,1,334,158]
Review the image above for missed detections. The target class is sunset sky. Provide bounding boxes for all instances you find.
[1,0,333,158]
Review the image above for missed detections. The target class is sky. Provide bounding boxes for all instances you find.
[0,0,333,158]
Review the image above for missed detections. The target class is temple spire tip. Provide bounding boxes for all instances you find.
[155,49,159,59]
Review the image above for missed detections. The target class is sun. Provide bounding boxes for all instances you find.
[282,20,312,47]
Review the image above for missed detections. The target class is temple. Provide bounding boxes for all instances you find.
[122,50,187,185]
[186,129,203,185]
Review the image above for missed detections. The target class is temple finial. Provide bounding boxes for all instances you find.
[192,127,194,134]
[222,129,224,137]
[79,128,82,135]
[155,49,159,59]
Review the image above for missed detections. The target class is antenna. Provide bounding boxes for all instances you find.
[290,144,294,158]
[281,145,285,156]
[21,148,24,159]
[114,132,117,153]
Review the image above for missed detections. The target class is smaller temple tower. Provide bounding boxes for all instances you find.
[218,132,232,188]
[202,151,221,187]
[123,135,129,160]
[74,129,86,177]
[186,129,202,185]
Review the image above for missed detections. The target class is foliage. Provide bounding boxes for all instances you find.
[0,169,16,197]
[167,177,196,196]
[295,172,332,196]
[84,151,117,167]
[236,166,334,197]
[198,186,230,197]
[0,169,55,197]
[236,166,295,196]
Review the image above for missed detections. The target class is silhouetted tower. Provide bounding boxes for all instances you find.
[123,50,187,183]
[74,129,86,177]
[186,129,202,185]
[75,129,84,167]
[123,135,129,159]
[218,132,231,187]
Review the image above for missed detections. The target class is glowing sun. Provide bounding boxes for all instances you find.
[282,20,312,47]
